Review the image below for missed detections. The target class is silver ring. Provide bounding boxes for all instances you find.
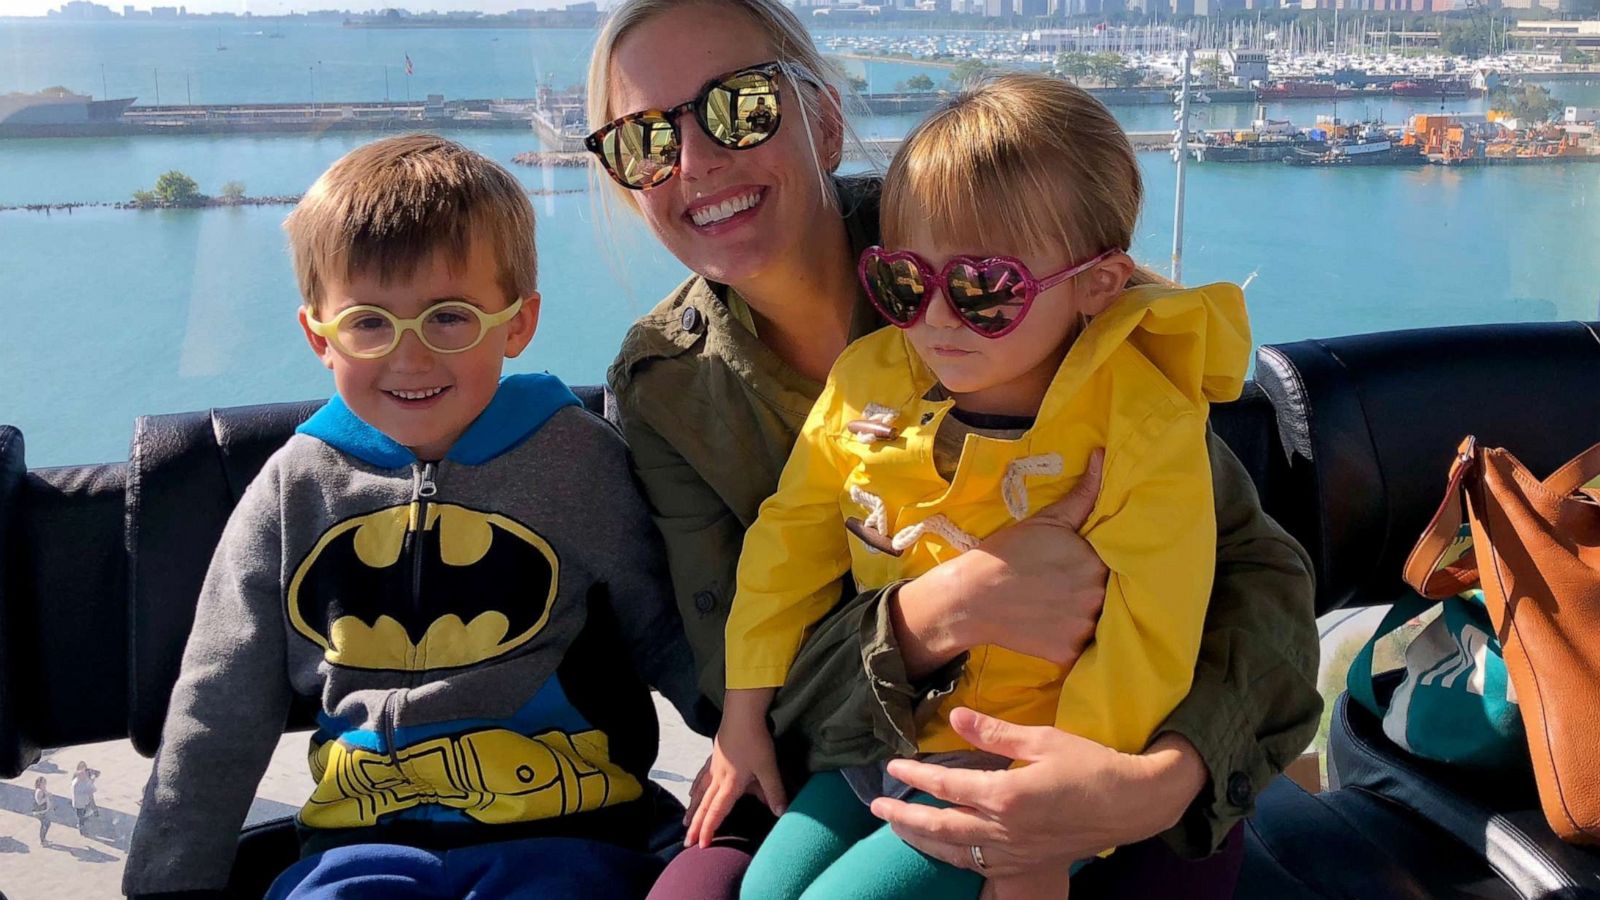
[969,844,988,871]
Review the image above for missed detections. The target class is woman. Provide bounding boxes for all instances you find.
[33,776,52,846]
[587,1,1322,895]
[71,761,100,835]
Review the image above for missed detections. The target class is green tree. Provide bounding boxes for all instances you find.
[1088,53,1140,88]
[1113,64,1146,89]
[154,170,203,205]
[1489,83,1564,123]
[130,189,157,208]
[220,181,246,202]
[1056,51,1096,84]
[1198,57,1228,87]
[1439,19,1491,58]
[905,73,935,92]
[950,58,993,88]
[845,74,869,94]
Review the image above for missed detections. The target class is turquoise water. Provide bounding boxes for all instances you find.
[4,21,1599,466]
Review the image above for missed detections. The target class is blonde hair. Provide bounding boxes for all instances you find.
[584,0,866,212]
[284,133,537,310]
[883,74,1170,289]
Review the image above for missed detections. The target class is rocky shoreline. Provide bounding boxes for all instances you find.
[2,187,586,214]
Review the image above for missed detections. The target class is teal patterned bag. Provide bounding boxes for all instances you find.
[1347,560,1527,771]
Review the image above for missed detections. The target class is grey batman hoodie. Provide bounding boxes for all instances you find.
[124,373,700,895]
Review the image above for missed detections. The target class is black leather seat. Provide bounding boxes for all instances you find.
[1250,322,1600,899]
[7,328,1600,899]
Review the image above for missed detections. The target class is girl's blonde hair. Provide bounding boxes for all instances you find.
[882,74,1170,289]
[584,0,865,211]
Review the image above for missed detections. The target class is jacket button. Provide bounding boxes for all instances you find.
[1226,772,1252,808]
[681,306,702,333]
[693,590,717,615]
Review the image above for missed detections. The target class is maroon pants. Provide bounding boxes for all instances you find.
[645,795,1245,900]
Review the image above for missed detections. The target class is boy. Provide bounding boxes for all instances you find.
[124,134,699,899]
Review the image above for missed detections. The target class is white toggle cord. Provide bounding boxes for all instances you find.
[850,453,1064,554]
[850,403,900,444]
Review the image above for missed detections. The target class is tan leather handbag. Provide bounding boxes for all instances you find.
[1403,436,1600,845]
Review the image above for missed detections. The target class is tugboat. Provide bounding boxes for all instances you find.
[1284,119,1425,166]
[1256,80,1358,101]
[1193,104,1327,162]
[1391,77,1479,98]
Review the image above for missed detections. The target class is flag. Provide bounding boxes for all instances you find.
[1094,21,1107,32]
[405,53,414,77]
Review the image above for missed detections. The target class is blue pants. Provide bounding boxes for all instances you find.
[266,836,663,900]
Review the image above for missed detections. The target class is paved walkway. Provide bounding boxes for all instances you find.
[0,695,709,900]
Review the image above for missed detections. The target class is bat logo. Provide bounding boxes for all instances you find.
[287,504,559,670]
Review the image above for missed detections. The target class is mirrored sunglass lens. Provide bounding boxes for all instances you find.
[605,116,678,188]
[948,262,1028,335]
[705,71,779,148]
[336,312,396,355]
[422,305,484,351]
[866,257,925,325]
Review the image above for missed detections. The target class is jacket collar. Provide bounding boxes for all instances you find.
[296,373,581,468]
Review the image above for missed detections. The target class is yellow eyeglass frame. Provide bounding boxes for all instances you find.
[306,298,525,360]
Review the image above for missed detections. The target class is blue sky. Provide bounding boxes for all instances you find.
[4,1,575,15]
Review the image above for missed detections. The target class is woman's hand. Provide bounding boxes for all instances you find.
[684,689,786,848]
[982,866,1073,900]
[869,707,1208,876]
[894,449,1108,676]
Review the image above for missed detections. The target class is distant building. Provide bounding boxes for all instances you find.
[565,0,598,10]
[1510,19,1600,47]
[150,6,178,18]
[49,1,117,19]
[1223,49,1269,85]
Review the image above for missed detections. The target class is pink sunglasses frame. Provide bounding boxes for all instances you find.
[858,246,1118,339]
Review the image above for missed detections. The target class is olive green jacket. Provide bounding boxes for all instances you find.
[606,177,1321,857]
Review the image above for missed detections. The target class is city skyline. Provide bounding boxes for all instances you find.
[2,0,574,15]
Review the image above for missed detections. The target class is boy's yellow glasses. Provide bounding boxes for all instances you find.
[306,299,524,360]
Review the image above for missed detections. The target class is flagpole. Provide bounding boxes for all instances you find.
[1172,43,1193,284]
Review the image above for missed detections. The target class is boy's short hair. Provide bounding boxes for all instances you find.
[285,133,536,311]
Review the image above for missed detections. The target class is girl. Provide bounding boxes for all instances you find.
[691,74,1251,900]
[33,776,52,845]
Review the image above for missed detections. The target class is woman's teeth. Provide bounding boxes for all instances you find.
[389,387,445,400]
[690,191,761,227]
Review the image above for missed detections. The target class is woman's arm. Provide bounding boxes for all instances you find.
[610,387,917,768]
[869,432,1320,868]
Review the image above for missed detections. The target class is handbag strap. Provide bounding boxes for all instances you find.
[1403,436,1481,599]
[1535,441,1600,497]
[1347,592,1438,717]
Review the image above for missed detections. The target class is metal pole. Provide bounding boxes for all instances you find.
[1172,44,1192,284]
[153,68,159,106]
[385,66,390,102]
[101,63,108,101]
[185,73,191,106]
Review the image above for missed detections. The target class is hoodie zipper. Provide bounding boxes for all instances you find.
[384,462,436,770]
[411,462,438,615]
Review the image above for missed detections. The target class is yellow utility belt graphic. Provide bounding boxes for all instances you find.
[302,726,642,829]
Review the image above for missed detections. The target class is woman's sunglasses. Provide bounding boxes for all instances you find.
[858,247,1118,339]
[585,61,798,191]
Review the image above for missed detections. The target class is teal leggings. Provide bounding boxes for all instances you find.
[739,771,984,900]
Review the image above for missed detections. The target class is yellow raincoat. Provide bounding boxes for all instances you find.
[725,282,1251,756]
